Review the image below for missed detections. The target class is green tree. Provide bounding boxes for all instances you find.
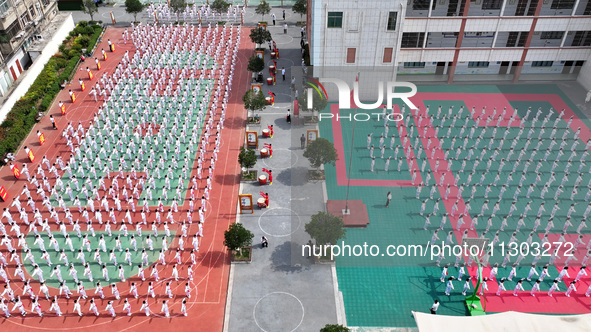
[249,27,272,48]
[169,0,187,15]
[305,212,346,246]
[303,138,338,170]
[211,0,230,13]
[255,0,271,20]
[125,0,145,22]
[298,86,328,115]
[293,0,307,20]
[81,0,98,22]
[224,222,254,253]
[243,89,267,114]
[238,147,257,172]
[247,55,265,73]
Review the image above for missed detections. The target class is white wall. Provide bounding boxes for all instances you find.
[0,13,75,124]
[311,0,405,67]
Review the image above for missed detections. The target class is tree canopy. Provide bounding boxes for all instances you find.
[298,87,328,113]
[247,55,265,73]
[305,212,346,246]
[303,137,338,170]
[255,1,271,20]
[249,27,273,47]
[243,89,267,113]
[211,0,230,13]
[125,0,145,22]
[169,0,187,14]
[224,222,254,251]
[238,147,257,170]
[293,0,307,20]
[81,0,98,22]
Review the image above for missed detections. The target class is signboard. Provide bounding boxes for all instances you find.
[307,129,318,145]
[238,194,253,214]
[38,132,45,145]
[255,50,264,62]
[27,150,35,162]
[246,131,258,149]
[251,84,262,94]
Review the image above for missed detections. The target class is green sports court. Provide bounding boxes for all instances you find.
[319,84,591,327]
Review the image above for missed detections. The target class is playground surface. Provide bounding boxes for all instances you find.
[319,84,591,327]
[0,26,253,331]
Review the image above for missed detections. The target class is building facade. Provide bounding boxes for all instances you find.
[308,0,591,84]
[0,0,58,96]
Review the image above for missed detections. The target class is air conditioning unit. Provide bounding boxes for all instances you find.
[34,34,42,40]
[33,19,39,26]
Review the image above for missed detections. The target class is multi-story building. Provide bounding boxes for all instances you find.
[307,0,591,87]
[0,0,58,96]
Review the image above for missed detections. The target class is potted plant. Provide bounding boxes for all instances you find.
[249,27,272,50]
[303,138,337,180]
[124,0,145,22]
[224,222,254,263]
[169,0,187,22]
[211,0,230,14]
[247,55,265,82]
[238,147,258,181]
[320,324,350,332]
[243,89,267,124]
[255,1,271,21]
[298,85,327,124]
[305,212,346,263]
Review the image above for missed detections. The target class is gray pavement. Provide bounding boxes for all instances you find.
[225,11,341,332]
[68,2,300,27]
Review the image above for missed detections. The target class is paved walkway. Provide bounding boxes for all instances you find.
[68,1,301,26]
[224,9,341,332]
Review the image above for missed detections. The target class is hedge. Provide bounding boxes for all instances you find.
[0,23,103,164]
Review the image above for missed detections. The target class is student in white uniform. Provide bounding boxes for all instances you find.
[565,281,577,297]
[496,278,506,296]
[444,277,455,296]
[548,280,560,297]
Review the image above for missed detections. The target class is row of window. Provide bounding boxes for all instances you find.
[401,61,555,68]
[407,0,591,15]
[401,31,591,48]
[340,48,578,68]
[327,11,398,31]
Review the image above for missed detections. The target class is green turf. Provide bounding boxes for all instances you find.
[335,109,411,180]
[53,76,213,209]
[23,230,175,289]
[322,84,591,327]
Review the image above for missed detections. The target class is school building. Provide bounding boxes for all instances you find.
[307,0,591,89]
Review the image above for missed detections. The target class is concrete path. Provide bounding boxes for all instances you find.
[223,8,342,332]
